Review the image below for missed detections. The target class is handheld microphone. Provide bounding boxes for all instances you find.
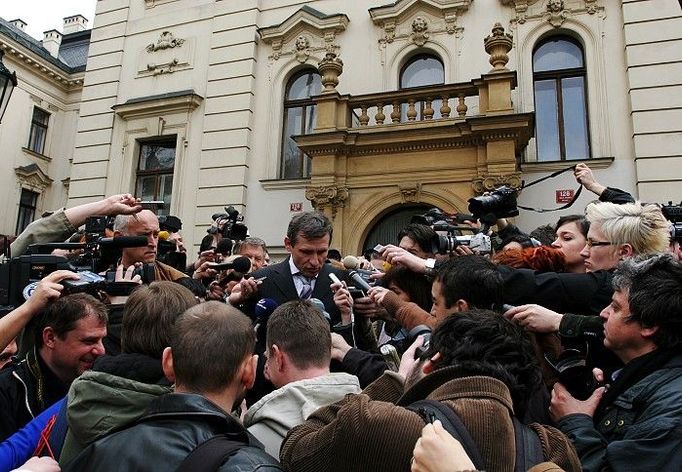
[209,256,252,273]
[348,270,372,294]
[254,298,279,342]
[309,297,331,323]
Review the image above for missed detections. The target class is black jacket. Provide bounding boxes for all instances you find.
[64,392,282,471]
[0,350,69,441]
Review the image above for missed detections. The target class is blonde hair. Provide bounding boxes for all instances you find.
[586,202,669,255]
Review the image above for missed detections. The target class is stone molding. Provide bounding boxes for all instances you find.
[369,0,473,45]
[305,185,349,218]
[112,90,203,120]
[0,41,83,89]
[258,6,349,63]
[15,164,53,192]
[471,172,523,194]
[499,0,604,26]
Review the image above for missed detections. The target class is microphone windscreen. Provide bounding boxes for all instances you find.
[232,256,252,273]
[255,298,278,322]
[99,236,148,248]
[342,255,360,270]
[158,230,170,240]
[309,298,331,322]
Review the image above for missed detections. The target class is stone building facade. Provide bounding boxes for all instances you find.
[1,0,680,255]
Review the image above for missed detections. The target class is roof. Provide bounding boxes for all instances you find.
[0,17,90,73]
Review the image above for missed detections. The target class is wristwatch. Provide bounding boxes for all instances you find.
[424,258,436,277]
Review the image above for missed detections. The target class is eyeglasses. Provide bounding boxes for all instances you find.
[585,239,613,248]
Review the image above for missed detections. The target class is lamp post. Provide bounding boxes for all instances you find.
[0,50,18,124]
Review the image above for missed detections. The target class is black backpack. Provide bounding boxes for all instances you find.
[407,399,544,472]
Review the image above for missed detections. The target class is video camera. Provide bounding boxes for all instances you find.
[208,206,248,241]
[411,209,492,255]
[468,185,519,221]
[661,201,682,243]
[0,216,147,310]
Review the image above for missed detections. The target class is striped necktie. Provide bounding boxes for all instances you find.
[298,275,313,300]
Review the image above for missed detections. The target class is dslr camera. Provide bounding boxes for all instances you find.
[661,201,682,243]
[468,185,519,220]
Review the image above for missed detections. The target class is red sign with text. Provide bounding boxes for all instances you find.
[556,189,575,204]
[290,202,303,212]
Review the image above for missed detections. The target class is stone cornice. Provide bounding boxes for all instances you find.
[112,90,203,120]
[0,40,84,90]
[15,163,53,191]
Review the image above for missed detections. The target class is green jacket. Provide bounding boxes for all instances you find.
[59,355,170,466]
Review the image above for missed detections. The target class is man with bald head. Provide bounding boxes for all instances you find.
[113,210,198,288]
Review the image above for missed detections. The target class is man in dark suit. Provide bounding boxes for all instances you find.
[229,211,346,324]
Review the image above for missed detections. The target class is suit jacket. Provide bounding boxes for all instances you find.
[249,258,346,326]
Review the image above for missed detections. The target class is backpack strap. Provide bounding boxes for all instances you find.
[407,399,485,471]
[175,434,247,472]
[512,417,544,472]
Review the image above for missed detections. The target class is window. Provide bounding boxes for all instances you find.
[281,70,321,179]
[27,107,50,155]
[533,36,590,161]
[135,139,176,216]
[400,54,445,120]
[16,189,39,235]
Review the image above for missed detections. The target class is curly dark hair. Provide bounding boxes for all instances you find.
[425,309,542,418]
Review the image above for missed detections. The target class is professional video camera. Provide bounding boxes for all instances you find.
[411,209,492,255]
[661,201,682,243]
[208,206,248,241]
[157,215,186,271]
[468,185,519,221]
[0,216,146,310]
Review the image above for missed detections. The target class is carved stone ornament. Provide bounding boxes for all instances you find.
[305,185,350,217]
[146,31,185,53]
[411,16,430,46]
[15,164,53,192]
[398,182,422,203]
[146,58,180,76]
[471,173,522,195]
[584,0,598,14]
[546,0,568,27]
[293,35,310,63]
[318,52,344,92]
[483,23,513,72]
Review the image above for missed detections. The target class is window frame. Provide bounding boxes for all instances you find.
[15,188,39,235]
[280,69,320,180]
[532,36,591,162]
[27,107,50,155]
[399,53,445,121]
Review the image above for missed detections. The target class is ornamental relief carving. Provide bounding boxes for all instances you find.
[305,185,350,218]
[377,12,464,47]
[269,32,340,63]
[146,31,185,52]
[471,173,522,195]
[138,31,193,78]
[500,0,603,26]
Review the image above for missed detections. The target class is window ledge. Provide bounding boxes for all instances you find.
[22,147,52,162]
[260,178,311,190]
[520,157,613,173]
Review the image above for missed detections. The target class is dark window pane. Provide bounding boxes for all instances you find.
[533,39,583,72]
[282,107,304,179]
[16,189,39,235]
[534,80,561,162]
[28,107,49,154]
[400,56,444,88]
[287,72,321,100]
[139,143,176,171]
[33,108,49,125]
[562,77,590,160]
[136,176,157,201]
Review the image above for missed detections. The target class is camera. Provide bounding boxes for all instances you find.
[661,201,682,243]
[468,185,519,220]
[545,349,602,400]
[407,324,432,360]
[208,206,248,241]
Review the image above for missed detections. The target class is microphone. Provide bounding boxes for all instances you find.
[209,256,252,273]
[348,270,372,293]
[98,236,148,248]
[309,297,331,323]
[342,255,361,270]
[254,298,279,342]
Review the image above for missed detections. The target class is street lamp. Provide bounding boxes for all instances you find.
[0,50,18,124]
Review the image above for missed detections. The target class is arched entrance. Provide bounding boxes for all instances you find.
[362,204,433,252]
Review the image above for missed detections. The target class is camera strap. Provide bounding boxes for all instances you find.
[517,164,584,213]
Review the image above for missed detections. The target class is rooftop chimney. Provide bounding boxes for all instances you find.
[42,30,62,58]
[9,19,27,32]
[63,15,88,34]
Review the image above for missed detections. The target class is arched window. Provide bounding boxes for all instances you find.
[280,69,321,179]
[399,54,444,120]
[533,36,590,161]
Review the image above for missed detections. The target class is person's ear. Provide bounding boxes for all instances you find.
[618,244,634,259]
[113,230,122,238]
[42,327,57,349]
[272,344,285,372]
[284,237,292,252]
[454,299,469,312]
[422,352,442,374]
[161,347,176,384]
[640,325,659,341]
[241,354,258,390]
